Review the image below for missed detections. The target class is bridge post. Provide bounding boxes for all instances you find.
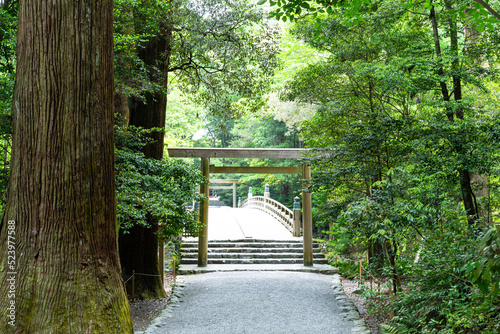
[248,187,253,198]
[293,196,301,237]
[198,157,210,267]
[302,164,313,266]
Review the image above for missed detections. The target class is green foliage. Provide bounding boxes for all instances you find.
[164,87,205,147]
[113,0,173,97]
[468,225,500,298]
[173,0,280,119]
[113,0,280,121]
[385,220,500,333]
[259,0,500,29]
[330,257,361,279]
[0,2,16,210]
[115,125,205,240]
[275,0,500,332]
[227,115,302,207]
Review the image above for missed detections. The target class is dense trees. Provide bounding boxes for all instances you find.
[0,0,132,332]
[0,1,15,209]
[266,0,500,331]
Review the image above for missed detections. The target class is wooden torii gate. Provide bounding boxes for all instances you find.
[167,147,313,267]
[209,179,241,208]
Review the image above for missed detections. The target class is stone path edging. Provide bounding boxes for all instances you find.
[139,273,371,334]
[135,275,187,334]
[331,274,371,334]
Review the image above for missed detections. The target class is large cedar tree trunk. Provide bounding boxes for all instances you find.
[119,32,170,299]
[0,1,133,332]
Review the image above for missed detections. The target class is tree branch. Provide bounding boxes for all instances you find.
[473,0,500,20]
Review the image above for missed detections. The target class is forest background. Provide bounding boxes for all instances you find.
[1,0,500,332]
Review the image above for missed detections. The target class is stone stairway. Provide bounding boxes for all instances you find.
[180,239,328,265]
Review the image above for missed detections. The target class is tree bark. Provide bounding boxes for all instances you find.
[0,1,133,332]
[119,28,172,299]
[115,93,130,127]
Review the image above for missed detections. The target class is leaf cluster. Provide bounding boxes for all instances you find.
[115,125,205,240]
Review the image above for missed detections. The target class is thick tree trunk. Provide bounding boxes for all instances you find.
[119,219,165,299]
[0,1,133,333]
[119,31,171,299]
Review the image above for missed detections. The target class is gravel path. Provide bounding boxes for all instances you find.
[142,271,370,334]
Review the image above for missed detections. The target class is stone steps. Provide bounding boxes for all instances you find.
[181,239,328,265]
[183,248,322,254]
[181,258,329,265]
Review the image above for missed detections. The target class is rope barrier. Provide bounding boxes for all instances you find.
[123,271,165,299]
[123,275,135,285]
[123,272,163,285]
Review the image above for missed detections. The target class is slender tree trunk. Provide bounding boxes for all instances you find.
[429,4,453,121]
[119,27,172,299]
[0,1,133,332]
[430,2,479,225]
[367,166,385,272]
[115,93,130,127]
[446,0,479,224]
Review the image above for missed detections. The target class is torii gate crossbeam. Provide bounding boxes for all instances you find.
[167,147,314,267]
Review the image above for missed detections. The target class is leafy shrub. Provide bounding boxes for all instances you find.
[385,221,500,333]
[115,125,205,240]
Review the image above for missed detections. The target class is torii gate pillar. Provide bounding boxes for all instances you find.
[302,164,313,267]
[198,157,209,267]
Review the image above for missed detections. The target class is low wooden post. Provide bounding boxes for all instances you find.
[293,196,301,237]
[359,260,363,281]
[302,164,313,266]
[132,270,135,300]
[198,157,209,267]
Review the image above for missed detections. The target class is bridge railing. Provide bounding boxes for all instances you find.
[240,193,302,236]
